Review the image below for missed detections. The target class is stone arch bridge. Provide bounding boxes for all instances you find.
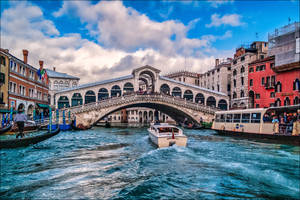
[55,66,229,127]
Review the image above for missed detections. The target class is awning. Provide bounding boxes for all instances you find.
[0,109,16,113]
[37,103,50,108]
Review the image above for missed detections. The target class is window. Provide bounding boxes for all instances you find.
[233,114,241,123]
[249,67,254,73]
[255,94,260,99]
[270,92,275,98]
[233,69,237,76]
[266,76,270,87]
[260,55,264,59]
[183,78,185,82]
[293,79,300,91]
[275,98,281,107]
[256,66,260,71]
[240,66,245,73]
[217,84,220,92]
[217,69,220,72]
[227,67,231,71]
[240,90,244,98]
[241,56,245,62]
[220,114,225,122]
[242,113,250,123]
[0,56,5,66]
[294,96,299,105]
[275,82,282,92]
[226,114,233,122]
[233,92,237,99]
[54,81,59,89]
[270,63,275,68]
[256,104,260,108]
[250,79,253,86]
[9,82,17,93]
[251,113,261,123]
[261,77,265,85]
[233,60,237,65]
[227,84,231,92]
[241,77,244,86]
[233,79,236,87]
[284,97,290,106]
[179,78,181,81]
[271,76,276,87]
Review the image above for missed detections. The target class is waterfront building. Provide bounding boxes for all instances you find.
[46,68,80,106]
[0,49,49,117]
[0,49,10,122]
[199,58,232,96]
[248,56,276,108]
[230,41,268,109]
[268,22,300,106]
[165,71,200,86]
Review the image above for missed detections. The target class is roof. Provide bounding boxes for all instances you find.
[132,65,161,74]
[159,76,228,97]
[46,69,80,80]
[55,74,134,94]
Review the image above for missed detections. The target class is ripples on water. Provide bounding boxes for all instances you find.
[0,127,299,199]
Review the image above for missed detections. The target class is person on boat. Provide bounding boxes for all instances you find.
[14,108,28,138]
[263,114,271,122]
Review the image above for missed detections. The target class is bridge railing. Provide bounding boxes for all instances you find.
[63,93,220,115]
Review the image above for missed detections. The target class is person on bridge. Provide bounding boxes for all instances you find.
[14,108,28,138]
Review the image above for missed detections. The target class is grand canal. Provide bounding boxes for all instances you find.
[0,127,299,199]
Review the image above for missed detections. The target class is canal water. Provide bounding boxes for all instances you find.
[0,127,299,199]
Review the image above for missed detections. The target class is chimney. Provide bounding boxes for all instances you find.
[215,59,219,67]
[22,49,28,64]
[53,67,56,71]
[39,60,44,70]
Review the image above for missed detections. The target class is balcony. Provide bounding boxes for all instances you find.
[264,82,275,89]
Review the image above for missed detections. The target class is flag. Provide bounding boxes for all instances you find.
[37,69,41,79]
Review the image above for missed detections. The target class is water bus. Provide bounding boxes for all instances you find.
[148,123,187,148]
[212,105,300,145]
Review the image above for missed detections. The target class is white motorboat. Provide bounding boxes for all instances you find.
[148,123,187,148]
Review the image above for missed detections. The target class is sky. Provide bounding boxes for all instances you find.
[1,0,299,84]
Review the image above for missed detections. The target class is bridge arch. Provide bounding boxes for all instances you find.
[72,93,83,107]
[58,96,70,109]
[123,82,134,94]
[138,70,156,92]
[218,99,227,110]
[85,90,96,104]
[183,90,193,101]
[111,85,122,97]
[172,87,182,97]
[195,93,205,104]
[98,88,109,101]
[206,96,216,107]
[160,84,170,95]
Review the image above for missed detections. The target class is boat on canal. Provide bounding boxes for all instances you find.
[212,105,300,146]
[0,123,13,135]
[148,123,187,148]
[0,126,60,149]
[6,120,38,134]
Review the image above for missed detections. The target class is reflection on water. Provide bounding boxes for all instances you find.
[0,127,299,199]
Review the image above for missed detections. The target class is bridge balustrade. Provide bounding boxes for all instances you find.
[62,93,220,115]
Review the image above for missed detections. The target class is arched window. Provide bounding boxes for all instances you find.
[172,87,182,97]
[275,98,281,107]
[293,79,300,91]
[65,81,69,88]
[233,69,237,76]
[123,82,134,94]
[72,82,77,87]
[160,84,170,95]
[240,66,245,73]
[233,92,237,99]
[240,90,244,98]
[294,96,299,105]
[59,81,64,89]
[218,99,227,110]
[57,96,70,109]
[85,90,96,104]
[111,85,121,97]
[195,93,205,104]
[275,82,282,92]
[54,81,58,89]
[183,90,193,101]
[206,96,216,107]
[71,93,83,106]
[98,88,109,100]
[284,97,290,106]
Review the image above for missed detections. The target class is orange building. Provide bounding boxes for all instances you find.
[0,49,49,117]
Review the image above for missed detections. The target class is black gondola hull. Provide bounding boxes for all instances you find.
[0,123,13,135]
[0,127,60,149]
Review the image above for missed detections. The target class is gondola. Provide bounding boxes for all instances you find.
[0,126,60,149]
[71,120,92,130]
[0,123,13,135]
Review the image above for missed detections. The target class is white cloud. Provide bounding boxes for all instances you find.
[1,1,230,84]
[207,0,234,8]
[206,13,245,27]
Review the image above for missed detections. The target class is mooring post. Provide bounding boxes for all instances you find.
[49,107,52,132]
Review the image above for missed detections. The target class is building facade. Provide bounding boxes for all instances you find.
[268,22,300,107]
[165,71,199,86]
[0,49,49,117]
[0,49,9,117]
[46,68,80,106]
[248,56,276,108]
[199,58,232,96]
[230,41,268,109]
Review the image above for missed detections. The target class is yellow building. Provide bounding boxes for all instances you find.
[0,49,10,122]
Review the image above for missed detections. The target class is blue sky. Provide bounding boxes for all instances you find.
[1,0,299,83]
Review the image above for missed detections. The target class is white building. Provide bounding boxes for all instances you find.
[46,67,80,106]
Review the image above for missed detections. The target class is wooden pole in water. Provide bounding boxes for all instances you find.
[49,107,52,132]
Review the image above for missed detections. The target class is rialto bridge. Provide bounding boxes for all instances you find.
[54,66,229,127]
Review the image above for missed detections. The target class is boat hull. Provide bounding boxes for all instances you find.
[0,123,13,135]
[216,130,300,146]
[148,131,187,148]
[0,127,60,149]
